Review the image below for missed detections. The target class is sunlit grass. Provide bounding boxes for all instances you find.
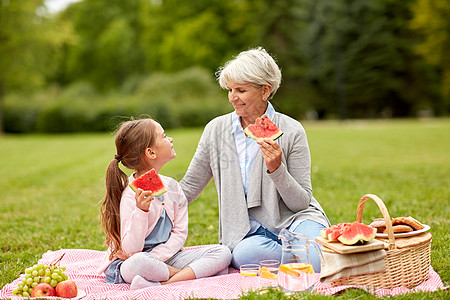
[1,119,449,299]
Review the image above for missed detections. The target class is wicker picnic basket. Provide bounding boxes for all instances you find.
[331,194,432,289]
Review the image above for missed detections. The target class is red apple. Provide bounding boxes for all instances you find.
[30,283,56,297]
[55,280,78,298]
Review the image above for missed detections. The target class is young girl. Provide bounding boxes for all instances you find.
[97,118,232,290]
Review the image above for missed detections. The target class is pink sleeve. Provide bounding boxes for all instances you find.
[149,182,189,262]
[120,187,162,254]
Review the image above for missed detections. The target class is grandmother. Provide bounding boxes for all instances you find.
[180,47,330,271]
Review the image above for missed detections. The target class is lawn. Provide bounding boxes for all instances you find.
[0,118,449,299]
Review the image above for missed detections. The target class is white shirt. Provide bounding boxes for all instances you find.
[231,102,276,235]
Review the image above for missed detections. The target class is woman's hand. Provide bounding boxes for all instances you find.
[135,188,154,212]
[258,138,282,173]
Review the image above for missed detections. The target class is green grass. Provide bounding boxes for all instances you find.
[0,119,449,299]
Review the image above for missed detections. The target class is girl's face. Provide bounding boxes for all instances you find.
[226,80,271,126]
[152,121,176,165]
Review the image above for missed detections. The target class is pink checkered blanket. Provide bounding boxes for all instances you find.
[1,248,446,299]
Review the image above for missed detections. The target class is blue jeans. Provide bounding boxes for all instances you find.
[231,220,326,272]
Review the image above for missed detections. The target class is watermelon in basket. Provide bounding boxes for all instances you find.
[330,194,432,289]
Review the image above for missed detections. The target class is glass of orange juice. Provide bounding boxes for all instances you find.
[240,264,260,293]
[259,260,279,288]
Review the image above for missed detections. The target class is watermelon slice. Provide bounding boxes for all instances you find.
[320,228,328,239]
[129,169,167,197]
[338,221,377,245]
[321,223,351,241]
[243,114,283,141]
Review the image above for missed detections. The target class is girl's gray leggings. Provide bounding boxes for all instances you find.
[120,244,232,283]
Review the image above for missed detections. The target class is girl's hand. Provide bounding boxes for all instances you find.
[116,250,139,260]
[116,250,131,260]
[135,188,154,212]
[258,138,282,173]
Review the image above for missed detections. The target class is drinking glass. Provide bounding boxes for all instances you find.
[259,260,280,288]
[240,264,260,293]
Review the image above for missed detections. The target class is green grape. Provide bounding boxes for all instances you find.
[50,279,58,287]
[15,260,71,297]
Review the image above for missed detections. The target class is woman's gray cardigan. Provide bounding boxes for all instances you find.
[180,111,330,250]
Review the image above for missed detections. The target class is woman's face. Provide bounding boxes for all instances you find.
[226,80,271,124]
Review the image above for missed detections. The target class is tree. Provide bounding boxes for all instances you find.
[137,0,263,72]
[57,0,147,90]
[410,0,450,112]
[4,0,446,128]
[0,0,74,133]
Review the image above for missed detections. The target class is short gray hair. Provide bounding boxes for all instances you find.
[216,47,282,99]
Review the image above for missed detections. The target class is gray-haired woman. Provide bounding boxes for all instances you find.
[180,47,330,271]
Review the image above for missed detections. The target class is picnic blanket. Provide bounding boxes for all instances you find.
[1,248,447,299]
[315,267,447,297]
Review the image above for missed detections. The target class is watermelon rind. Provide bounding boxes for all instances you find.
[129,183,167,197]
[244,127,283,141]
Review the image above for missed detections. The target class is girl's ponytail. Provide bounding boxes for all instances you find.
[98,118,156,260]
[100,158,128,259]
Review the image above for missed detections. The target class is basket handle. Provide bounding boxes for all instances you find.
[356,194,396,250]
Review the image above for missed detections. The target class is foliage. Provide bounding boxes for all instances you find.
[1,0,450,134]
[285,0,440,118]
[0,120,449,299]
[55,0,146,90]
[410,0,450,108]
[2,67,231,133]
[0,0,72,132]
[51,0,450,119]
[0,1,74,92]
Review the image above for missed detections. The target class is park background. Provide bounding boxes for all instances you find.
[1,0,450,133]
[1,0,449,299]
